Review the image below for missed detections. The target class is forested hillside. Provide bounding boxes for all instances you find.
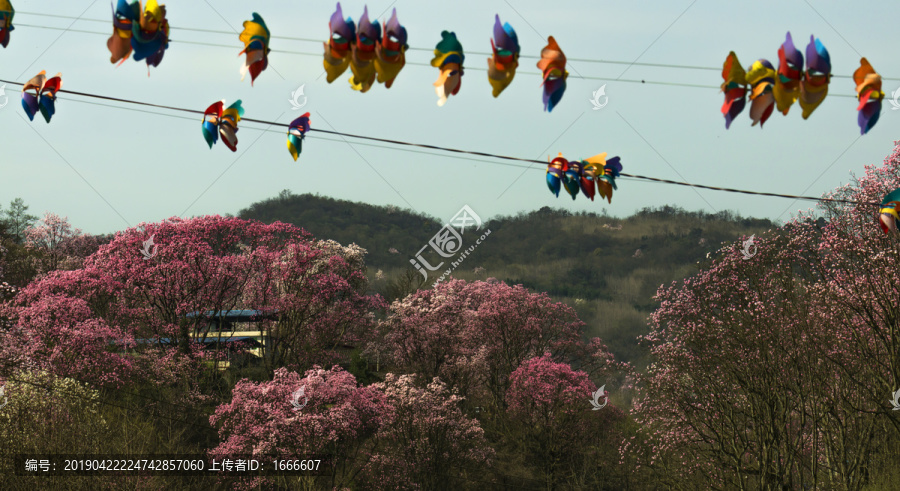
[239,191,776,368]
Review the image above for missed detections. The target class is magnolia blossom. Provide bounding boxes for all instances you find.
[377,279,628,411]
[630,143,900,488]
[2,216,383,390]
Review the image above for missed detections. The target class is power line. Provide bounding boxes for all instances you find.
[13,22,716,88]
[0,78,882,208]
[5,21,884,94]
[14,11,900,82]
[51,95,539,171]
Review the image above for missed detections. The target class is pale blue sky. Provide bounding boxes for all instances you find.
[1,0,898,235]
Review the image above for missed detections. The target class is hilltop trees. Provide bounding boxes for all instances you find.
[23,212,108,274]
[0,198,42,288]
[3,198,37,244]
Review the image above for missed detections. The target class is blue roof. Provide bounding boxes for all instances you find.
[125,336,260,345]
[185,310,275,319]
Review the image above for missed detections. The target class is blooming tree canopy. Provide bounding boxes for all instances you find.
[1,216,383,390]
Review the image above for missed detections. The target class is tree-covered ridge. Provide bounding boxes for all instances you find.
[238,192,775,300]
[239,191,777,368]
[237,190,442,271]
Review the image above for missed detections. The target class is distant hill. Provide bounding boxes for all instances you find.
[238,190,777,369]
[238,190,442,271]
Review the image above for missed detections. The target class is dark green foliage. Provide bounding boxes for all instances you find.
[2,198,38,244]
[379,267,427,304]
[344,348,381,385]
[238,191,440,271]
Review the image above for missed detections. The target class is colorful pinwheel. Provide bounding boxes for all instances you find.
[537,36,567,112]
[853,57,883,135]
[21,71,62,123]
[323,2,355,84]
[487,14,519,98]
[798,35,831,119]
[287,113,311,162]
[547,153,623,203]
[773,32,803,115]
[239,13,270,85]
[745,59,776,127]
[374,8,407,89]
[202,100,244,152]
[546,154,566,198]
[562,160,582,200]
[431,31,464,106]
[349,6,381,93]
[107,0,169,71]
[583,153,622,204]
[879,188,900,234]
[721,51,747,129]
[580,160,598,201]
[0,0,13,48]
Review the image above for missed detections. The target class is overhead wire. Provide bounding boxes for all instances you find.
[0,78,883,207]
[10,22,726,90]
[8,17,893,95]
[14,10,900,81]
[49,94,538,171]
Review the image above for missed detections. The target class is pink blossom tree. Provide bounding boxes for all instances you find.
[631,231,825,489]
[1,215,383,394]
[630,144,900,489]
[506,354,624,489]
[242,239,384,372]
[377,279,627,413]
[24,212,90,273]
[375,279,489,405]
[358,374,495,490]
[1,294,135,387]
[209,366,389,490]
[210,368,495,490]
